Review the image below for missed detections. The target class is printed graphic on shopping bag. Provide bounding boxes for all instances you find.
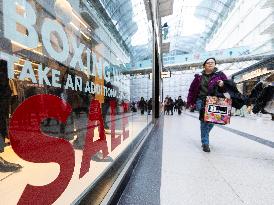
[204,96,232,125]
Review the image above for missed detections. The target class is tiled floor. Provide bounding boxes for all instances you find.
[119,111,274,205]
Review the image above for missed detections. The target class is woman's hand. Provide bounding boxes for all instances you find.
[218,80,224,87]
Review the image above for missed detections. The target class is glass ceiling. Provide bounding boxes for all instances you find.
[99,0,152,54]
[162,0,237,55]
[98,0,237,63]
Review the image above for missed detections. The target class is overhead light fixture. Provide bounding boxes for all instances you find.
[72,11,88,29]
[81,31,91,40]
[11,40,29,50]
[70,22,79,31]
[14,63,24,67]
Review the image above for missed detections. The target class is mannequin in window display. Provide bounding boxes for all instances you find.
[9,78,19,115]
[59,69,75,141]
[44,75,62,127]
[72,93,94,150]
[102,80,115,133]
[0,60,22,172]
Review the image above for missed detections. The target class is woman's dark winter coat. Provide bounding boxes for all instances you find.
[187,69,227,107]
[187,68,250,110]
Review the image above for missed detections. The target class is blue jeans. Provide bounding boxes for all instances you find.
[196,99,214,145]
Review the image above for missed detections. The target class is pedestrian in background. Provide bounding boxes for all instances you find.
[177,96,183,115]
[168,97,174,115]
[139,97,146,115]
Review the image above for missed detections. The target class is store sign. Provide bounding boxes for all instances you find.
[162,46,250,66]
[1,0,131,204]
[1,0,126,99]
[241,67,271,81]
[161,71,171,78]
[9,95,129,205]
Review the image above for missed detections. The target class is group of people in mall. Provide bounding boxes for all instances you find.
[134,95,187,116]
[187,57,274,153]
[130,97,153,115]
[164,96,186,115]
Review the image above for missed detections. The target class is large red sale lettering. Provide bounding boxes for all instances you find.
[110,100,121,151]
[79,100,109,178]
[9,95,75,205]
[122,102,129,140]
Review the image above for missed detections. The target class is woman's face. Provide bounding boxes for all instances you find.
[204,59,216,73]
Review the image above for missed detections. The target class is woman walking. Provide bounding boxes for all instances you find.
[187,58,227,152]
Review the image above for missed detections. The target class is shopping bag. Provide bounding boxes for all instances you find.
[204,96,232,125]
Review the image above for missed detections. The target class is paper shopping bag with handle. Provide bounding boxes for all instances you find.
[204,96,232,125]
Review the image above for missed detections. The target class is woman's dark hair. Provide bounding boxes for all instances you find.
[203,58,216,67]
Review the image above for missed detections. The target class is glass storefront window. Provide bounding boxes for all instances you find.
[0,0,152,204]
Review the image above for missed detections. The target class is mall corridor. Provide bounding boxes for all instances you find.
[118,111,274,205]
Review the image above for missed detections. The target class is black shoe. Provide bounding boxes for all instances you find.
[202,144,210,152]
[0,157,22,172]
